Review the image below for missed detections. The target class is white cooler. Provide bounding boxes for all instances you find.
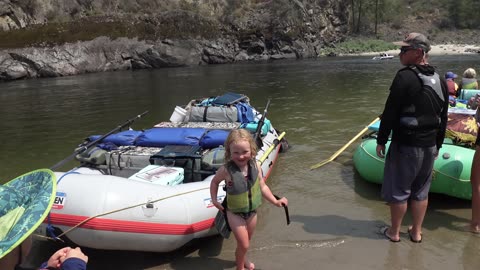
[128,165,184,186]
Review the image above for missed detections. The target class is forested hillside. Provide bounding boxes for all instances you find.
[0,0,348,48]
[1,0,478,48]
[349,0,480,43]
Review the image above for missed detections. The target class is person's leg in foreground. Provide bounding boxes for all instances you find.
[407,146,435,242]
[409,199,428,241]
[386,202,407,242]
[470,145,480,233]
[227,211,257,270]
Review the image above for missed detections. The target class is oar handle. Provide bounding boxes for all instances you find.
[274,194,290,225]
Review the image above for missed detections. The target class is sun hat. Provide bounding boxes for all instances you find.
[0,169,56,259]
[445,71,458,79]
[393,32,431,53]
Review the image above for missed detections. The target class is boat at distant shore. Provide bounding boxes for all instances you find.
[372,53,394,60]
[36,92,288,252]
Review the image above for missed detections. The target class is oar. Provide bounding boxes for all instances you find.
[254,99,271,148]
[50,111,149,170]
[310,117,380,170]
[257,132,289,225]
[259,131,286,164]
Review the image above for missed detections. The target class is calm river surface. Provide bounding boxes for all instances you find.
[2,54,480,270]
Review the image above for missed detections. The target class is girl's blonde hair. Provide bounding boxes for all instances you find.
[223,129,258,164]
[464,68,477,78]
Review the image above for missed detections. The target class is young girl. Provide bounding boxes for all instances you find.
[210,129,288,270]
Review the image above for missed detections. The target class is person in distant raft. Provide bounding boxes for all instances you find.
[210,129,288,270]
[458,68,479,91]
[376,33,449,243]
[445,71,458,97]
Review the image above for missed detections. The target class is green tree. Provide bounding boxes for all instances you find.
[448,0,480,29]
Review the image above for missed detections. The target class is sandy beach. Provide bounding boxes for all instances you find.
[428,44,480,55]
[356,44,480,57]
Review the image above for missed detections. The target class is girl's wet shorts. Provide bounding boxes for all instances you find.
[234,210,257,220]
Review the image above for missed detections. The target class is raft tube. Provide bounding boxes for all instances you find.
[353,138,473,200]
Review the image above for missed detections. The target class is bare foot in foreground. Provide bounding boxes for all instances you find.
[244,259,255,270]
[470,223,480,234]
[407,226,422,243]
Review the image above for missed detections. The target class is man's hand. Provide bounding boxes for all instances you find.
[376,144,386,158]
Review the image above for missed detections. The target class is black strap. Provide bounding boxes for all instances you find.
[409,66,449,108]
[203,106,208,122]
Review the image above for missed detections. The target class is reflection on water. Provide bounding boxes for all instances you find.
[3,55,480,269]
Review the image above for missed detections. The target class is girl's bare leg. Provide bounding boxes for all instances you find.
[227,211,251,270]
[244,213,257,270]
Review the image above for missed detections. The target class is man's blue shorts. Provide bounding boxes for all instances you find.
[381,141,437,203]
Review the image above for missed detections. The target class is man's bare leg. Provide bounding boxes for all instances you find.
[386,202,407,241]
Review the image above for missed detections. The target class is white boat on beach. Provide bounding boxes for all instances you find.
[37,93,288,252]
[372,53,394,60]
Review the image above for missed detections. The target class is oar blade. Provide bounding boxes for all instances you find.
[310,117,380,170]
[310,159,331,170]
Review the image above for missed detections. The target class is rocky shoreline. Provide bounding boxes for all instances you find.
[0,0,352,82]
[2,1,480,83]
[0,36,321,82]
[2,39,479,83]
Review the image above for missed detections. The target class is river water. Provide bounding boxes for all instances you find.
[2,54,480,270]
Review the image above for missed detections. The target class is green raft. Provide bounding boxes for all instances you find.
[353,138,473,200]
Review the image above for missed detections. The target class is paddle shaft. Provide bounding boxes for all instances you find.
[50,111,149,170]
[259,131,286,164]
[310,116,380,170]
[254,99,271,147]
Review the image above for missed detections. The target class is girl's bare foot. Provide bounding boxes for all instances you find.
[470,223,480,234]
[244,259,255,270]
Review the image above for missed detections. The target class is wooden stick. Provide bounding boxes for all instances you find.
[310,117,380,170]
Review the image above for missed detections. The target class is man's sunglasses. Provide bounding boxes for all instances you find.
[400,47,417,54]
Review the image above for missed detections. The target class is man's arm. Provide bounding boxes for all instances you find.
[377,71,407,146]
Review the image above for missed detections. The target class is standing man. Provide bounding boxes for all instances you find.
[376,33,449,243]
